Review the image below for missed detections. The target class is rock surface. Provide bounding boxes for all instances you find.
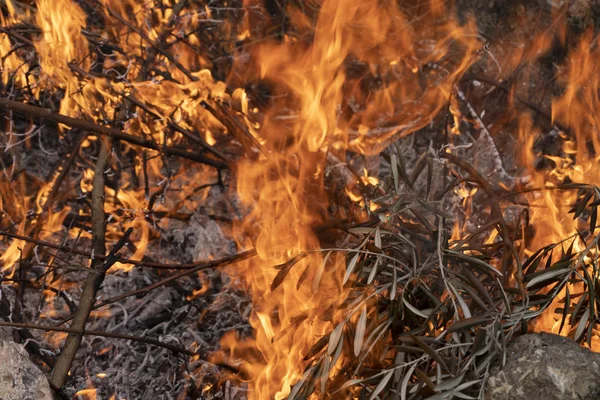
[0,339,52,400]
[486,333,600,400]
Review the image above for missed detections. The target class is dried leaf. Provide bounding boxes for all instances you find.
[426,157,433,198]
[558,286,570,334]
[414,368,436,392]
[320,355,330,394]
[271,261,295,292]
[401,364,417,400]
[574,308,590,342]
[434,372,465,391]
[366,243,383,253]
[348,227,376,235]
[445,316,493,335]
[391,265,398,300]
[354,306,367,356]
[304,335,329,361]
[450,285,472,319]
[331,333,344,369]
[337,379,364,392]
[525,268,569,288]
[367,257,381,284]
[391,153,399,193]
[374,227,382,249]
[313,251,331,293]
[289,366,315,400]
[344,253,360,285]
[409,334,450,374]
[296,263,310,290]
[461,268,494,306]
[328,322,345,355]
[369,369,394,400]
[403,297,432,318]
[571,292,588,326]
[445,250,502,276]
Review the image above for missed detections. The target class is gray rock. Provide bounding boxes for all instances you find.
[0,339,53,400]
[486,333,600,400]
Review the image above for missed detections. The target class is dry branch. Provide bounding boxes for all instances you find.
[0,98,227,169]
[50,140,118,388]
[0,230,249,270]
[93,0,196,83]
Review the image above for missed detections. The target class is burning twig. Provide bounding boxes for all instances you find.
[200,100,266,157]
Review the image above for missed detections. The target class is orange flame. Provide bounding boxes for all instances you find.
[221,0,481,397]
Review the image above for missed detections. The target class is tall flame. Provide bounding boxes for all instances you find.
[518,30,600,346]
[222,0,480,397]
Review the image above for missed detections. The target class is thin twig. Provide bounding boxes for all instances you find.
[55,249,257,326]
[93,0,196,82]
[0,321,198,357]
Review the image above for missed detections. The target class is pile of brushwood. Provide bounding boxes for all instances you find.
[1,0,600,399]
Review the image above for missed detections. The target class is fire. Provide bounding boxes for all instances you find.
[516,30,600,346]
[4,0,600,397]
[221,0,480,398]
[74,388,97,400]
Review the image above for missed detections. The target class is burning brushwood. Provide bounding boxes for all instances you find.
[2,0,600,399]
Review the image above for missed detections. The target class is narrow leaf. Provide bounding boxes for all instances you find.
[574,308,590,342]
[391,153,399,193]
[313,251,332,293]
[354,306,367,356]
[328,322,345,355]
[403,297,432,318]
[344,253,360,285]
[525,268,569,288]
[369,369,394,400]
